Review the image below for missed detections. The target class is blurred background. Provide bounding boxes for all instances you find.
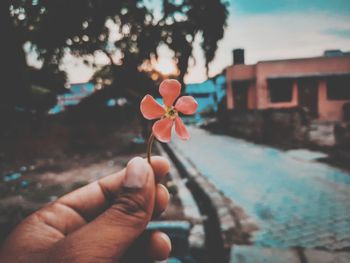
[1,0,350,262]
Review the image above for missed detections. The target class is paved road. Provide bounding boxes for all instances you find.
[170,127,350,250]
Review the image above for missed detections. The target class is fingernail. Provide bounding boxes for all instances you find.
[159,232,172,252]
[123,157,149,188]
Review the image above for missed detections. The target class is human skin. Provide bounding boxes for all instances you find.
[0,156,172,263]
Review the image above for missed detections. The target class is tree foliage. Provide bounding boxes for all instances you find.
[2,0,228,115]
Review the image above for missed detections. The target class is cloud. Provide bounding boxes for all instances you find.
[231,0,350,15]
[324,28,350,39]
[185,11,350,84]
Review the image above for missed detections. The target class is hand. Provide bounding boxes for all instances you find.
[0,156,172,262]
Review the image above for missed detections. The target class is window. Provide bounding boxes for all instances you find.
[327,76,350,100]
[187,93,210,98]
[268,79,293,103]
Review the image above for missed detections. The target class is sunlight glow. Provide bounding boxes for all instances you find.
[153,57,178,76]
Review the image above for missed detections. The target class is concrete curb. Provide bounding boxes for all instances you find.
[166,142,237,248]
[156,143,205,249]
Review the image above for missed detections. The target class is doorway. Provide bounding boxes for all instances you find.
[233,82,248,111]
[298,79,319,118]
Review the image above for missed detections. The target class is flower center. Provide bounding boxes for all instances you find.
[165,106,178,119]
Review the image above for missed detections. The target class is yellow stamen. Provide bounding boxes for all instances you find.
[165,106,178,119]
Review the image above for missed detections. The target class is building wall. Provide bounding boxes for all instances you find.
[247,82,257,109]
[226,65,256,110]
[226,64,256,81]
[226,56,350,121]
[255,57,350,109]
[226,78,234,109]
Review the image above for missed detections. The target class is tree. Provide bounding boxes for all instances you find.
[0,0,30,112]
[2,0,228,115]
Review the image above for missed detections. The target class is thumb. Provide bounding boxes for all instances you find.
[52,157,156,262]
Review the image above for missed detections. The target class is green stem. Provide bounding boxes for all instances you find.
[146,133,155,164]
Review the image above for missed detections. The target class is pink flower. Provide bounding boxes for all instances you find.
[140,79,198,143]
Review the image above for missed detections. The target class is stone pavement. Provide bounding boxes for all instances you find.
[231,246,350,263]
[169,127,350,256]
[163,141,257,248]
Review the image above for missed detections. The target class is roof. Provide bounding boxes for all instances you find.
[226,53,350,71]
[69,83,95,95]
[267,72,350,80]
[214,75,226,85]
[258,53,350,64]
[49,83,96,114]
[186,79,217,94]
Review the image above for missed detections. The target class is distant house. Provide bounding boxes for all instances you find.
[49,83,96,114]
[155,76,226,121]
[226,49,350,121]
[185,76,226,115]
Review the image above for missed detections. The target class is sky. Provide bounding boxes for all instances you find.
[57,0,350,84]
[185,0,350,83]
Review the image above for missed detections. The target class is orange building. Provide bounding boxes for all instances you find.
[226,50,350,121]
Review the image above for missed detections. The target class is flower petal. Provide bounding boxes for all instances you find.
[159,79,181,107]
[140,95,166,120]
[175,117,190,140]
[152,118,174,143]
[175,96,198,115]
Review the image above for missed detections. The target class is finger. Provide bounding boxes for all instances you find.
[147,231,172,261]
[149,156,170,183]
[57,156,169,222]
[50,157,157,262]
[153,184,170,219]
[124,231,171,262]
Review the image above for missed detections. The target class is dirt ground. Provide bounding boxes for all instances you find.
[0,121,185,244]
